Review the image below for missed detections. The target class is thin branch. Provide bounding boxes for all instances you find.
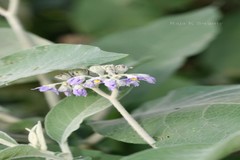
[91,88,110,99]
[84,133,104,145]
[0,6,7,16]
[0,112,20,123]
[59,141,73,160]
[8,0,19,15]
[109,97,157,148]
[111,88,119,98]
[0,0,60,109]
[92,88,157,148]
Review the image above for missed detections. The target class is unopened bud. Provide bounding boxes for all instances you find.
[26,121,47,151]
[115,64,129,74]
[88,65,105,76]
[102,64,116,75]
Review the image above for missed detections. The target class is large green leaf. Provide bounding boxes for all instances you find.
[89,85,240,159]
[0,131,18,147]
[121,131,240,160]
[94,6,221,104]
[45,95,111,144]
[0,44,127,86]
[76,149,122,160]
[0,28,52,58]
[69,0,194,36]
[200,11,240,77]
[45,88,130,145]
[95,6,220,77]
[0,145,61,160]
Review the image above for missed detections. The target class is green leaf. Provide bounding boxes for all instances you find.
[94,6,220,78]
[69,0,160,36]
[94,6,221,104]
[121,131,240,160]
[69,0,195,36]
[45,88,130,144]
[75,149,122,160]
[89,85,240,148]
[0,145,61,160]
[0,28,52,58]
[45,95,111,144]
[200,11,240,77]
[0,131,18,147]
[0,44,127,86]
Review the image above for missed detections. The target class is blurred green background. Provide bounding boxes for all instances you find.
[0,0,240,158]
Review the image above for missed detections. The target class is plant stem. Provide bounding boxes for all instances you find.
[0,0,59,108]
[0,112,20,123]
[59,142,73,160]
[92,88,157,148]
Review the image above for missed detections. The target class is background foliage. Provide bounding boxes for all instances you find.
[0,0,240,159]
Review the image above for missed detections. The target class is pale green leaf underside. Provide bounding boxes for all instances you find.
[0,131,18,146]
[90,85,240,159]
[0,28,52,58]
[45,88,130,145]
[45,95,112,144]
[0,145,61,160]
[94,6,221,105]
[95,6,221,79]
[0,44,127,86]
[121,131,240,160]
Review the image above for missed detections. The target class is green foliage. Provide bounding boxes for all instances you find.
[201,11,240,78]
[45,95,111,144]
[94,6,221,105]
[0,145,60,159]
[1,0,240,159]
[0,44,127,86]
[77,149,122,160]
[0,131,18,146]
[90,85,240,159]
[45,88,130,144]
[69,0,194,36]
[0,28,51,58]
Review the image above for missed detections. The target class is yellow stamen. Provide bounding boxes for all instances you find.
[131,77,138,81]
[94,79,101,83]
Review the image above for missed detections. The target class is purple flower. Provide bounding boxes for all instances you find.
[120,75,140,87]
[73,85,87,97]
[58,82,72,96]
[67,76,85,85]
[136,74,156,84]
[103,79,118,90]
[83,78,103,88]
[32,85,59,95]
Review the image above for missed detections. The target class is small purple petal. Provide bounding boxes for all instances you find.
[117,78,139,87]
[32,85,59,95]
[64,91,72,96]
[83,78,103,88]
[136,74,156,84]
[58,83,72,96]
[104,79,117,90]
[83,80,95,88]
[73,85,87,97]
[67,76,85,85]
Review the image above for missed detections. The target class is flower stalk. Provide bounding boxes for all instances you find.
[93,88,157,148]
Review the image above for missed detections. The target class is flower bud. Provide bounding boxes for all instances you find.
[26,121,47,151]
[88,65,105,76]
[55,72,72,80]
[102,64,116,75]
[115,64,129,74]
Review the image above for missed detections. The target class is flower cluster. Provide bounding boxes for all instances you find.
[33,64,156,97]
